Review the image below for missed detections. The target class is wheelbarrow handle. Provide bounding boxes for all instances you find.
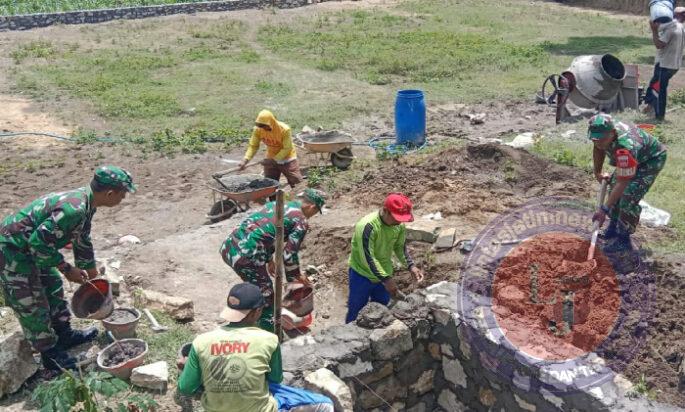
[212,161,264,179]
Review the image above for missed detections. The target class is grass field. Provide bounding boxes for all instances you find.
[4,0,685,251]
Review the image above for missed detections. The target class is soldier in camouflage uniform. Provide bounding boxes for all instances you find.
[588,114,667,253]
[0,166,136,371]
[220,189,326,332]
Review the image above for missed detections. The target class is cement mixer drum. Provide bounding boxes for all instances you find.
[566,54,626,108]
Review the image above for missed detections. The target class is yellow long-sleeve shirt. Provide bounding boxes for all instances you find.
[244,110,297,163]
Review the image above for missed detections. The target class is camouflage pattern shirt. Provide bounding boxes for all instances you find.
[0,187,96,274]
[606,122,667,167]
[221,201,309,281]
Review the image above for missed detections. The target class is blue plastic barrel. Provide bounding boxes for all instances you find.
[395,90,426,147]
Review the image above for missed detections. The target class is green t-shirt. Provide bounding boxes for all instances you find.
[177,325,283,412]
[348,211,414,283]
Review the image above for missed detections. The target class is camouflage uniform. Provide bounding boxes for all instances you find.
[0,166,136,353]
[220,201,309,332]
[604,122,667,234]
[0,188,96,351]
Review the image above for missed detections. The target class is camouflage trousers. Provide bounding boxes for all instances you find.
[0,246,70,352]
[223,247,275,332]
[609,152,667,234]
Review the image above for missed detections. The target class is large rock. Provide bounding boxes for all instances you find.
[304,368,353,412]
[135,289,194,321]
[406,221,441,243]
[356,302,394,329]
[442,357,467,388]
[359,376,406,409]
[437,389,466,411]
[131,361,168,391]
[0,308,39,397]
[369,320,413,360]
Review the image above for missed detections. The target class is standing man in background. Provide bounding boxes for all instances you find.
[644,7,685,120]
[238,110,303,189]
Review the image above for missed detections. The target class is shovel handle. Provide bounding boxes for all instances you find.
[143,309,162,328]
[588,179,609,261]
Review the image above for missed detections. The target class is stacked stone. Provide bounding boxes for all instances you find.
[0,0,342,32]
[281,281,685,412]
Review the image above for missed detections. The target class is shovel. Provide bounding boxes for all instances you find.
[143,309,169,333]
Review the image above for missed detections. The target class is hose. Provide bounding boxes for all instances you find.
[0,131,117,143]
[367,135,428,156]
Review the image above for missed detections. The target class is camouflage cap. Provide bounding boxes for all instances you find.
[299,188,327,213]
[94,166,137,193]
[587,113,615,140]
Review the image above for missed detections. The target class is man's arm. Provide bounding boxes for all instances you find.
[593,146,607,182]
[266,345,283,384]
[28,207,84,269]
[283,215,308,282]
[651,20,670,49]
[393,227,414,270]
[72,211,96,271]
[243,130,262,162]
[272,128,294,161]
[604,179,630,210]
[178,345,203,395]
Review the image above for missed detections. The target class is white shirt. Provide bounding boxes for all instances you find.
[656,20,685,70]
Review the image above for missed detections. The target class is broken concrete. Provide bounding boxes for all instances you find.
[433,227,456,250]
[405,220,441,243]
[0,309,39,397]
[131,361,168,392]
[304,368,353,412]
[135,289,194,321]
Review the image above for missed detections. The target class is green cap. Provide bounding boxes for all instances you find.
[94,166,137,193]
[587,113,615,140]
[300,188,327,213]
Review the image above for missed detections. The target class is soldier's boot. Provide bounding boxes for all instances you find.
[40,347,78,371]
[602,227,633,254]
[54,321,98,351]
[598,219,619,240]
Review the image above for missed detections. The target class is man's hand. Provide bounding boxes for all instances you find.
[176,356,187,371]
[238,159,248,171]
[592,208,607,227]
[650,19,660,32]
[410,266,425,283]
[85,268,99,280]
[594,172,610,183]
[64,266,88,284]
[383,278,399,297]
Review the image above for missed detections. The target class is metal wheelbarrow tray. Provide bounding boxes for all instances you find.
[206,174,279,222]
[296,130,356,153]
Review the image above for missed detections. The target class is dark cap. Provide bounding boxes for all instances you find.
[220,283,266,323]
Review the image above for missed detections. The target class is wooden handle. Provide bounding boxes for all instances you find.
[273,190,285,341]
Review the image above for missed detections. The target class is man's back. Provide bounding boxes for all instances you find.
[181,325,281,412]
[657,20,685,69]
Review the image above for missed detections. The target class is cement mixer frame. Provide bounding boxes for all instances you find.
[538,54,641,124]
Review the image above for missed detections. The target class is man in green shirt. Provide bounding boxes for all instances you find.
[178,282,333,412]
[345,193,424,323]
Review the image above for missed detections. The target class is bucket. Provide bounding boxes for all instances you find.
[71,279,114,320]
[637,123,656,132]
[282,310,313,331]
[650,0,674,22]
[97,338,148,380]
[395,89,426,147]
[283,284,314,317]
[101,308,141,339]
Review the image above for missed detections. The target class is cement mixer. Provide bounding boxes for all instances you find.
[537,54,640,123]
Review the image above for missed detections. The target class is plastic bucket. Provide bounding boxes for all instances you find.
[97,338,148,380]
[71,279,114,320]
[282,311,313,331]
[650,0,674,22]
[395,89,426,147]
[283,285,314,317]
[101,308,141,339]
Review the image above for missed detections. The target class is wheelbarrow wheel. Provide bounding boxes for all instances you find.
[207,199,239,223]
[331,147,353,170]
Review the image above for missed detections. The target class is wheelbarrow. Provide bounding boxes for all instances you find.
[294,130,356,170]
[206,169,280,223]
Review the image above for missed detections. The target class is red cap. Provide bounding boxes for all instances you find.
[384,193,414,223]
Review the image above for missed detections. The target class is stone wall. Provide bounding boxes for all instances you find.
[0,0,341,32]
[282,281,684,411]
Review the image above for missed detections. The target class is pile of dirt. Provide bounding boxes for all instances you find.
[101,341,145,367]
[103,308,138,324]
[216,175,278,193]
[344,143,591,219]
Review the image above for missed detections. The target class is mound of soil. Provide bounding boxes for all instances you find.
[103,308,138,324]
[216,175,278,193]
[102,341,145,367]
[344,143,591,218]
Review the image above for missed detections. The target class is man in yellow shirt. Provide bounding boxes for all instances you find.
[238,110,303,188]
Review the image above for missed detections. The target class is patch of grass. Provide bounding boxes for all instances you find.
[10,40,56,64]
[627,374,658,400]
[306,166,338,192]
[531,138,594,173]
[136,310,195,383]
